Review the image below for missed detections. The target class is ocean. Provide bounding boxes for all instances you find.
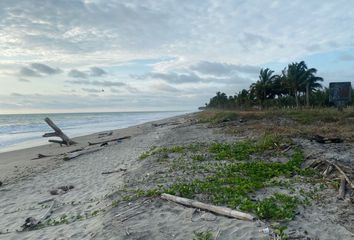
[0,111,189,153]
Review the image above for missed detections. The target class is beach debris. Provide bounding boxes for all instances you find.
[38,198,54,205]
[63,147,101,160]
[43,117,76,146]
[0,181,2,187]
[98,131,113,138]
[49,185,74,195]
[88,136,131,146]
[21,200,56,231]
[31,154,53,160]
[101,168,127,175]
[152,122,180,127]
[261,227,270,234]
[160,193,255,221]
[310,135,343,144]
[308,159,354,200]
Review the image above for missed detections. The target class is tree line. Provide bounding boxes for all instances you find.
[205,61,350,109]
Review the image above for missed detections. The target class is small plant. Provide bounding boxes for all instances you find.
[273,225,288,240]
[191,154,206,161]
[193,231,213,240]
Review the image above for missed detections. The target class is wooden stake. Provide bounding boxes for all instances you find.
[160,193,254,221]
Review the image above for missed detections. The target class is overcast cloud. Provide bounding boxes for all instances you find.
[1,0,354,113]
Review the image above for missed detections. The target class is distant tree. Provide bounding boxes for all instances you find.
[301,67,323,107]
[283,61,308,107]
[250,68,277,109]
[204,60,327,110]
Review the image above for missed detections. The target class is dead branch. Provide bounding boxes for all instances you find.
[101,168,127,175]
[160,193,254,221]
[325,160,354,189]
[31,154,53,160]
[323,165,334,177]
[98,131,113,138]
[88,136,131,146]
[63,147,101,160]
[43,117,76,146]
[337,176,346,200]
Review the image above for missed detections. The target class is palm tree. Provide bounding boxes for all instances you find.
[302,68,323,107]
[250,68,277,109]
[283,61,308,107]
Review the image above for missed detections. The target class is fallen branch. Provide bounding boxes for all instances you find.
[88,136,131,146]
[152,122,180,127]
[337,176,346,200]
[31,154,53,160]
[63,147,101,160]
[43,117,76,146]
[22,200,56,230]
[310,135,343,144]
[101,168,127,175]
[160,193,254,221]
[98,131,113,138]
[322,165,333,177]
[325,160,354,189]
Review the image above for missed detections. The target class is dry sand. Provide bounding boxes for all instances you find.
[0,113,353,239]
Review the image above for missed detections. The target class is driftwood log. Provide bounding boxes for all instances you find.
[88,136,131,146]
[160,193,254,221]
[43,117,76,146]
[63,147,101,161]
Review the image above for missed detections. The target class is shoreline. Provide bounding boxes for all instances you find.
[0,112,195,186]
[0,111,191,154]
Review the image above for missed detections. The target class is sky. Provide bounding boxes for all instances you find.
[1,0,354,114]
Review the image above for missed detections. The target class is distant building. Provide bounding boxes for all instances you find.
[329,82,352,107]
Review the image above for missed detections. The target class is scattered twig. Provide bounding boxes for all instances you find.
[326,160,354,189]
[322,165,333,177]
[101,168,127,175]
[281,145,292,153]
[38,198,54,205]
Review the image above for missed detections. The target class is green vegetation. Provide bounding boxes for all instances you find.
[164,150,305,220]
[204,61,352,109]
[193,231,213,240]
[136,135,313,221]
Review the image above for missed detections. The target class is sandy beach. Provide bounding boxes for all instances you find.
[0,112,353,240]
